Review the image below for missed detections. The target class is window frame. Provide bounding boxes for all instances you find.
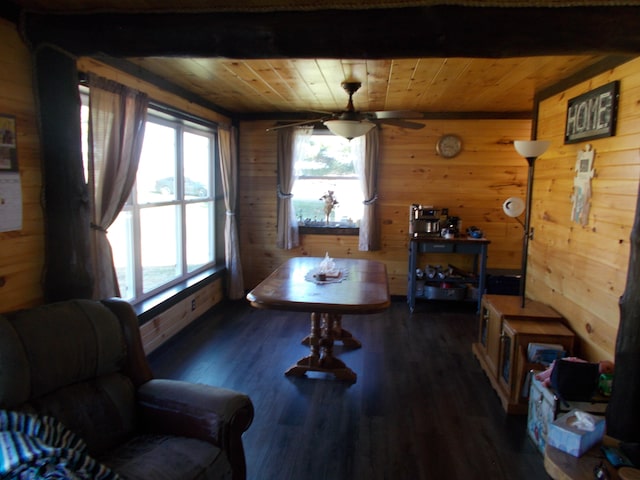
[128,112,218,302]
[293,128,362,235]
[80,88,220,305]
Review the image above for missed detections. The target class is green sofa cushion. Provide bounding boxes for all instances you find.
[0,299,126,407]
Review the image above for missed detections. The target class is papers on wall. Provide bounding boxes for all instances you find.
[0,115,22,232]
[0,173,22,232]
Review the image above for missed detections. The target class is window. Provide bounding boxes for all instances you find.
[81,91,217,304]
[292,131,364,228]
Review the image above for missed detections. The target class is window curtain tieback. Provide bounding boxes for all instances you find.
[90,223,107,233]
[277,186,293,199]
[226,210,235,216]
[363,194,378,205]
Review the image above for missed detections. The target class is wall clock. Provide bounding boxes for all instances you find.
[436,134,462,158]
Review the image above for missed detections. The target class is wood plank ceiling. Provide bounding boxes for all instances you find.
[123,56,608,116]
[8,0,636,117]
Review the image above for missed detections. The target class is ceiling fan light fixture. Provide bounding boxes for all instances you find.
[324,119,375,140]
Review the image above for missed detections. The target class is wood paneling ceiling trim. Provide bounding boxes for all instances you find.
[10,0,640,13]
[19,7,640,58]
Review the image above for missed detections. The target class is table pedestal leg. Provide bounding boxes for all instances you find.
[330,313,362,348]
[301,313,361,348]
[286,312,357,382]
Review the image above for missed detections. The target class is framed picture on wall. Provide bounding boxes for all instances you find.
[564,81,619,144]
[0,115,18,171]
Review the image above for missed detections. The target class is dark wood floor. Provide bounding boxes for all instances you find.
[148,298,550,480]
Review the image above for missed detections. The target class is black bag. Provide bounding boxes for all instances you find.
[550,359,600,401]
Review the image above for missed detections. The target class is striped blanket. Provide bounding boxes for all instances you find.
[0,410,121,480]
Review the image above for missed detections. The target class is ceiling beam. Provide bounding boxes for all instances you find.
[20,6,640,59]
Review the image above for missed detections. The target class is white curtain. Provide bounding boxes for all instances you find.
[218,126,245,299]
[354,127,381,251]
[87,74,148,299]
[276,126,313,249]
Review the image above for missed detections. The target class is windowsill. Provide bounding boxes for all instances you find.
[299,225,359,236]
[134,265,226,325]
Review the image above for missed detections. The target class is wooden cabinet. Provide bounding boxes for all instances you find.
[474,295,563,379]
[498,319,575,413]
[472,294,575,414]
[477,294,505,378]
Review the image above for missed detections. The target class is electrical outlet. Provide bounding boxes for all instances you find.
[191,299,196,311]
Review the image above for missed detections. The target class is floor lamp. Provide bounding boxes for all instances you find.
[513,140,551,308]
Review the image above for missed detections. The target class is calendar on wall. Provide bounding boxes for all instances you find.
[0,114,22,233]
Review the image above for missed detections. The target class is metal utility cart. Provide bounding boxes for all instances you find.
[407,236,490,313]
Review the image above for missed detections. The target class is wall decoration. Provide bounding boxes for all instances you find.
[0,173,22,232]
[0,115,21,232]
[571,144,595,226]
[0,115,17,171]
[565,81,619,144]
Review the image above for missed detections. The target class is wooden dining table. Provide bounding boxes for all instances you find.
[246,256,390,382]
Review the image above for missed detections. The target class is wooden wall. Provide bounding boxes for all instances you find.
[0,18,229,352]
[238,119,533,296]
[0,19,44,312]
[2,13,639,363]
[140,277,224,354]
[238,60,640,364]
[530,57,640,362]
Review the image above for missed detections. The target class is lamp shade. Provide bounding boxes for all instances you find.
[324,119,375,140]
[503,197,525,217]
[514,140,551,159]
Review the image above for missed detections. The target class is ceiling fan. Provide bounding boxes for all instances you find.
[267,81,425,140]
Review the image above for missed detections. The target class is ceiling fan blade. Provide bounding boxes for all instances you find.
[369,110,424,120]
[266,118,326,132]
[309,109,336,116]
[375,118,425,130]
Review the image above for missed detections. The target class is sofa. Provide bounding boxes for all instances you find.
[0,297,254,480]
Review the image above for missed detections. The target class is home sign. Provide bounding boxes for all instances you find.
[564,81,619,144]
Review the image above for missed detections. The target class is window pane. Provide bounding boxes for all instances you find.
[183,131,211,198]
[140,205,180,293]
[80,100,89,183]
[296,135,357,176]
[293,134,363,227]
[293,178,362,225]
[186,201,214,272]
[108,210,134,301]
[138,122,177,203]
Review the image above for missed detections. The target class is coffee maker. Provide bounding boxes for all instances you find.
[409,204,442,237]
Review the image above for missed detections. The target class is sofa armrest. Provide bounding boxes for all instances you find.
[101,297,154,387]
[137,379,254,480]
[137,378,253,444]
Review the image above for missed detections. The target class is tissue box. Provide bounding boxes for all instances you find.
[527,376,609,455]
[547,409,605,457]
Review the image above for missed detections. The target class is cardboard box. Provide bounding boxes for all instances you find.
[547,409,605,457]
